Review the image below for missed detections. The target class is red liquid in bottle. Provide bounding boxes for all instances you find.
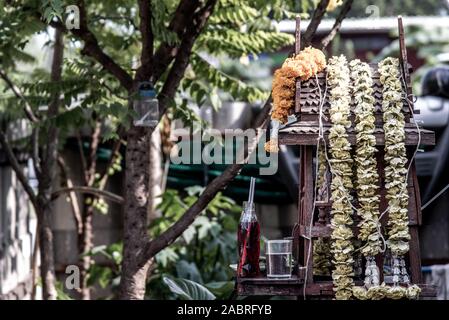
[237,203,260,277]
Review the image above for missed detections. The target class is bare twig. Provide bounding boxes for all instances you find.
[32,128,42,178]
[158,0,217,116]
[43,1,134,91]
[51,186,124,204]
[57,156,83,234]
[152,0,202,82]
[86,120,102,186]
[303,0,331,47]
[320,0,354,49]
[0,69,39,123]
[98,137,123,188]
[76,131,89,184]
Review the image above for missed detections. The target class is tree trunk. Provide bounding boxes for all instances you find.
[36,27,64,300]
[148,128,162,221]
[78,204,94,299]
[77,121,101,299]
[119,126,152,299]
[36,205,57,300]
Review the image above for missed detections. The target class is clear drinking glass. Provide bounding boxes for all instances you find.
[266,239,293,279]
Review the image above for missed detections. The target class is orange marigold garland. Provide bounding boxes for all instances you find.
[266,47,326,152]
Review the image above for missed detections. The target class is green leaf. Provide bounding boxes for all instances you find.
[189,54,268,103]
[55,281,73,300]
[175,261,203,284]
[162,276,216,300]
[182,225,196,244]
[156,247,179,267]
[205,281,235,298]
[87,264,113,288]
[209,89,222,111]
[185,185,205,196]
[193,216,213,240]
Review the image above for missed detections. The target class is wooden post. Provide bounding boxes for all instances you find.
[295,16,302,114]
[295,15,301,54]
[398,16,415,113]
[302,146,314,283]
[292,16,303,273]
[295,145,306,273]
[409,162,423,283]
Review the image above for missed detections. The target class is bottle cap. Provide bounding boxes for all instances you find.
[140,88,156,98]
[138,81,156,98]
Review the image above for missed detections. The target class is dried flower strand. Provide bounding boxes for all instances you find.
[350,59,381,258]
[327,55,355,300]
[271,47,326,124]
[379,57,410,256]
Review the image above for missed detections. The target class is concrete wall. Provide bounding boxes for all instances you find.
[0,165,36,299]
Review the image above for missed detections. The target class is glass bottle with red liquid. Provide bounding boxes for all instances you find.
[237,201,260,277]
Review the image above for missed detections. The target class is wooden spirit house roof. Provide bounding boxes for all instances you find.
[278,17,435,147]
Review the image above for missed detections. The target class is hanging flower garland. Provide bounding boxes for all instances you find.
[349,59,382,288]
[265,47,326,153]
[378,57,421,298]
[271,47,326,124]
[379,57,410,257]
[353,57,420,300]
[327,55,355,300]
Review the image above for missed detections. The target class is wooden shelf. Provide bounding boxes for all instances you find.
[237,278,437,298]
[278,123,435,146]
[236,275,305,296]
[237,275,304,285]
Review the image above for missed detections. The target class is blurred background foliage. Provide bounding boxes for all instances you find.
[85,187,241,299]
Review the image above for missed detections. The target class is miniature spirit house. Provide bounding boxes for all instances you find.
[236,17,436,299]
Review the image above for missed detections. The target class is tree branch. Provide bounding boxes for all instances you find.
[76,131,89,185]
[303,0,331,47]
[0,130,38,209]
[0,69,39,123]
[86,120,102,186]
[320,0,354,49]
[135,0,154,82]
[141,96,272,262]
[152,0,202,82]
[32,128,42,178]
[57,156,83,234]
[98,137,123,189]
[43,1,134,92]
[51,186,124,204]
[76,1,133,91]
[158,0,217,116]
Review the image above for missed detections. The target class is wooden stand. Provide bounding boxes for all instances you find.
[236,16,437,298]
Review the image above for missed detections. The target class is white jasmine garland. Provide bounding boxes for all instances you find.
[350,59,381,258]
[327,55,354,300]
[349,57,421,300]
[378,57,410,256]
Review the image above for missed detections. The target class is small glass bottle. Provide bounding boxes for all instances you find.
[237,202,260,277]
[133,82,159,128]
